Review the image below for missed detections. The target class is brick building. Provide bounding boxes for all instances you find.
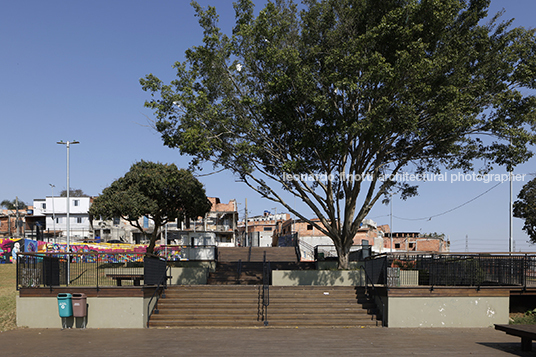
[237,211,291,247]
[273,217,450,258]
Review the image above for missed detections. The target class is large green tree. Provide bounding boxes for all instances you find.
[141,0,536,268]
[514,177,536,244]
[89,161,212,254]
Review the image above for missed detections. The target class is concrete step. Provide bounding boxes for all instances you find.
[149,285,380,328]
[217,247,298,263]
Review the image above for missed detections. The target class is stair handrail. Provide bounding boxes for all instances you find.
[362,264,385,327]
[262,252,270,326]
[146,264,170,328]
[237,259,242,283]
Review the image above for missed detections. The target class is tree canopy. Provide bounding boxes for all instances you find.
[1,199,27,211]
[89,161,212,254]
[60,189,88,197]
[141,0,536,268]
[514,177,536,244]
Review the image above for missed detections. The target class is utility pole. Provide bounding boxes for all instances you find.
[50,184,56,243]
[244,198,248,247]
[15,196,21,237]
[390,193,393,253]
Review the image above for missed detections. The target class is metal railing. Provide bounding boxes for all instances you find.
[146,264,170,327]
[362,265,385,327]
[364,253,536,289]
[298,240,315,261]
[17,252,145,289]
[314,244,365,261]
[262,251,270,326]
[237,259,242,283]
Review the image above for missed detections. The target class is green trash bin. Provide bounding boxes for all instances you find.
[57,293,73,318]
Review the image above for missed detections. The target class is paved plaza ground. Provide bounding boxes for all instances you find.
[0,326,533,356]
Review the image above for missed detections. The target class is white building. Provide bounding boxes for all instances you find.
[33,196,92,242]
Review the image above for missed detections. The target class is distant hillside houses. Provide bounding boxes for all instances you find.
[3,196,448,259]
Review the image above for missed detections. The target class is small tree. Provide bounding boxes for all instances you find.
[89,161,212,254]
[141,0,536,268]
[514,177,536,244]
[1,199,27,210]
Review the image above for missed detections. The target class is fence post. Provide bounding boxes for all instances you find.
[96,253,99,291]
[523,254,527,291]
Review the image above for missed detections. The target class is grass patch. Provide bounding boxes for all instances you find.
[510,309,536,325]
[0,264,18,332]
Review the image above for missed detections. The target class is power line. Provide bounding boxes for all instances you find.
[394,181,504,221]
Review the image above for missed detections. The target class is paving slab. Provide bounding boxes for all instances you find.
[0,326,533,356]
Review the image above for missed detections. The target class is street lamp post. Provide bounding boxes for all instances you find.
[57,140,79,284]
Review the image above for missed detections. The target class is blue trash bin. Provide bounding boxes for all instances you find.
[57,293,73,318]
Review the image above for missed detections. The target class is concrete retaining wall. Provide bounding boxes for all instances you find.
[169,267,208,285]
[17,296,150,328]
[387,296,509,327]
[272,270,365,286]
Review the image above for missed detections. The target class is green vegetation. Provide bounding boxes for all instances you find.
[510,309,536,325]
[0,198,27,210]
[0,264,18,332]
[141,0,536,269]
[89,160,212,254]
[514,177,536,243]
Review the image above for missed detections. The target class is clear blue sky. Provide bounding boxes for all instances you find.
[1,0,535,252]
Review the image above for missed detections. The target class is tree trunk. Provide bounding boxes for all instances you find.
[145,228,160,255]
[335,243,350,270]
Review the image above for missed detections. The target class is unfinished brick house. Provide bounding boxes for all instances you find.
[237,211,291,247]
[273,217,450,258]
[165,197,239,247]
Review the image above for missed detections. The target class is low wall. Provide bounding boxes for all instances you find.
[384,288,510,328]
[17,295,150,328]
[272,270,365,286]
[169,267,207,285]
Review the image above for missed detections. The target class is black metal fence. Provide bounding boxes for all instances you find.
[364,253,536,288]
[314,244,369,261]
[17,252,146,289]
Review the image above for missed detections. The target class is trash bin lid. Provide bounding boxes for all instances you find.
[72,293,86,298]
[57,293,72,298]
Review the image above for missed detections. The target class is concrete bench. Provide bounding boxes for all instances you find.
[495,324,536,351]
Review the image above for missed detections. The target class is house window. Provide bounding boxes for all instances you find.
[73,200,80,207]
[42,203,46,209]
[409,243,415,249]
[76,217,82,224]
[113,217,120,225]
[263,227,273,231]
[395,243,400,249]
[307,224,313,230]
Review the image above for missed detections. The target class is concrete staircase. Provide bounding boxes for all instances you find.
[148,285,263,328]
[207,247,301,285]
[217,247,298,263]
[266,286,380,327]
[147,285,381,328]
[207,262,264,285]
